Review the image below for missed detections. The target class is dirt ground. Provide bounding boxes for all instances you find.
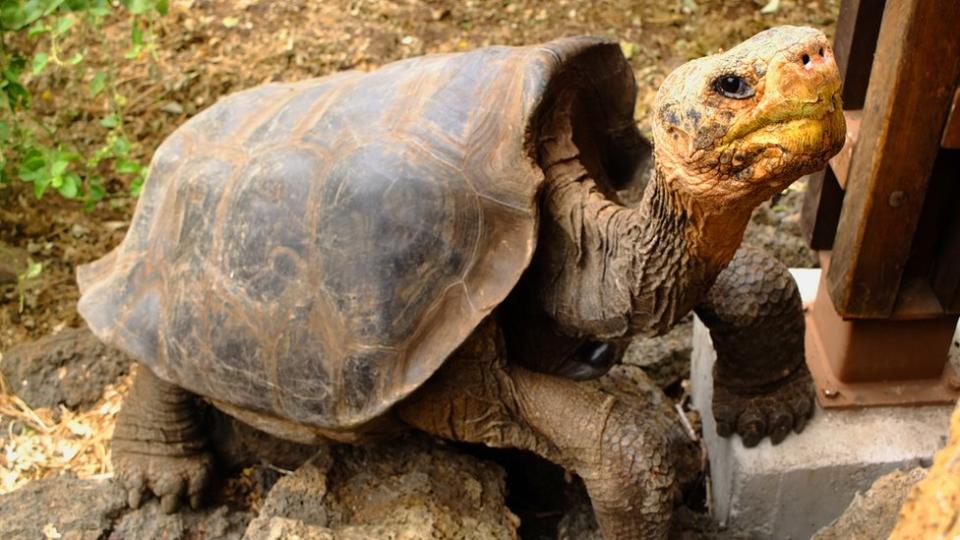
[0,0,841,535]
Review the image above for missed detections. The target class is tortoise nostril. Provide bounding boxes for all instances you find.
[802,53,811,66]
[818,47,824,57]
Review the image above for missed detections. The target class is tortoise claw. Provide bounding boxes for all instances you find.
[713,366,815,447]
[736,410,766,448]
[112,449,213,513]
[161,493,181,514]
[127,487,144,510]
[767,403,794,445]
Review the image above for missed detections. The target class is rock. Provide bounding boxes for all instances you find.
[0,243,27,285]
[244,517,335,539]
[746,188,818,268]
[253,452,334,527]
[622,317,693,389]
[556,486,602,540]
[244,436,519,539]
[811,468,927,540]
[0,326,132,411]
[111,500,253,540]
[816,402,960,540]
[0,474,253,540]
[668,506,734,539]
[0,476,126,540]
[888,401,960,539]
[244,516,449,540]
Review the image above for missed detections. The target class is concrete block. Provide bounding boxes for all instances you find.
[690,268,955,539]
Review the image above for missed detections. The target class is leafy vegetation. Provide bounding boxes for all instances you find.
[0,0,166,208]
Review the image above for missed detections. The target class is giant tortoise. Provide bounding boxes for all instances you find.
[78,26,844,538]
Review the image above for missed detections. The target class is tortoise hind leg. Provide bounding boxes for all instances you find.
[112,364,213,513]
[395,320,682,539]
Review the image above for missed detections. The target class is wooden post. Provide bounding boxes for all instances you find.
[802,0,960,408]
[931,150,960,312]
[825,0,960,319]
[832,0,886,110]
[800,0,885,250]
[801,169,844,250]
[943,89,960,149]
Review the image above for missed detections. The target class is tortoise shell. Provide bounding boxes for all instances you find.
[77,36,638,429]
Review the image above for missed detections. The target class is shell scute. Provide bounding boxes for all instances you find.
[168,156,235,266]
[184,84,298,144]
[245,72,364,150]
[221,147,319,305]
[315,140,479,345]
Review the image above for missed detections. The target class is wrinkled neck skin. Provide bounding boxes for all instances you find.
[628,163,751,335]
[533,157,753,341]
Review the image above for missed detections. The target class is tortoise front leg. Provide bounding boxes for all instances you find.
[396,320,680,540]
[112,364,214,513]
[695,245,815,447]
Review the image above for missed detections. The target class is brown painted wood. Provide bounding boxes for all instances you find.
[943,88,960,149]
[800,0,884,250]
[801,169,845,250]
[828,110,862,190]
[931,149,960,312]
[807,257,960,407]
[826,0,960,319]
[896,150,960,317]
[833,0,887,109]
[933,216,960,312]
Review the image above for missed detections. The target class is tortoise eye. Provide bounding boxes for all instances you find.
[714,75,755,99]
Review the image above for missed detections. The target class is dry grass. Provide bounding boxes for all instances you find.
[0,370,130,494]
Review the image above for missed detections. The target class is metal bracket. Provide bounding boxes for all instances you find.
[805,267,960,409]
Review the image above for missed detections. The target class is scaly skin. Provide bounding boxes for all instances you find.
[112,367,213,513]
[696,246,814,446]
[396,319,697,539]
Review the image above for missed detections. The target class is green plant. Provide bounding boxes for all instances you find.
[0,0,167,208]
[16,258,40,312]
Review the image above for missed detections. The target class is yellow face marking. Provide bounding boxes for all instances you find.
[721,92,840,145]
[718,94,844,156]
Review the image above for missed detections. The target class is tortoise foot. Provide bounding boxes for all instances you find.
[112,365,213,513]
[713,366,814,447]
[113,447,213,513]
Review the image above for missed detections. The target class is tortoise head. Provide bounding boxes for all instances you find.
[652,26,845,209]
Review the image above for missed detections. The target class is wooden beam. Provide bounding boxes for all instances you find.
[833,0,886,109]
[800,0,884,251]
[931,150,960,312]
[801,169,845,250]
[943,88,960,149]
[932,214,960,312]
[826,0,960,319]
[828,110,862,190]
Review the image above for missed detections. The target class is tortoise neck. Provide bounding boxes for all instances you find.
[531,159,750,340]
[530,107,751,340]
[621,165,749,336]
